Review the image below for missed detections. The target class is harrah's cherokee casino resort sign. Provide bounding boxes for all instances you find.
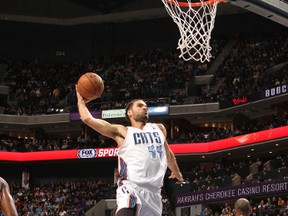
[175,179,288,207]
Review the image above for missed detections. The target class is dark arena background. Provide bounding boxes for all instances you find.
[0,0,287,215]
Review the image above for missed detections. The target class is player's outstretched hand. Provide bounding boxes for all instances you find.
[75,85,97,104]
[169,171,184,182]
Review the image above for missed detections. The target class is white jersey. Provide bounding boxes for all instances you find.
[117,123,168,190]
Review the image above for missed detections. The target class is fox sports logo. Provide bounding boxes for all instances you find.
[77,149,97,159]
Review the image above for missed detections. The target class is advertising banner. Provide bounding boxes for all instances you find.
[101,109,125,119]
[148,106,169,116]
[0,126,287,162]
[0,147,118,162]
[101,106,169,119]
[219,96,250,109]
[219,83,288,109]
[175,179,288,207]
[22,171,30,189]
[170,125,288,154]
[261,84,287,98]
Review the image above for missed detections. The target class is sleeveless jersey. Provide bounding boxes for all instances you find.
[117,123,167,189]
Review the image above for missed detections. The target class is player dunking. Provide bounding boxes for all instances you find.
[76,90,183,216]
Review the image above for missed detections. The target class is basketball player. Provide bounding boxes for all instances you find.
[0,177,18,216]
[76,90,183,216]
[234,198,252,216]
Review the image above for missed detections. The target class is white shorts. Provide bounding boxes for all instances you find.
[116,181,162,216]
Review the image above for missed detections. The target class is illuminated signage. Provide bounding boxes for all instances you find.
[0,126,287,162]
[102,109,125,119]
[264,84,287,98]
[148,106,169,116]
[232,97,248,105]
[77,149,97,158]
[101,106,169,119]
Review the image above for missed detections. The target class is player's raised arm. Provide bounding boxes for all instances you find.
[76,88,125,141]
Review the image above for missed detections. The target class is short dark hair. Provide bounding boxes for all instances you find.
[125,99,142,121]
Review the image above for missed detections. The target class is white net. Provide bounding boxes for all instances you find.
[161,0,221,62]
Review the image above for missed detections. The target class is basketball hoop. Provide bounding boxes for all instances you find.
[161,0,226,62]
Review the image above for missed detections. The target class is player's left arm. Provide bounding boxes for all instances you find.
[157,124,183,182]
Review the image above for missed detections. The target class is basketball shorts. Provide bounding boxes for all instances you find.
[116,181,162,216]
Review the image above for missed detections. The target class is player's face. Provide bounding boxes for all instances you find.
[131,100,148,123]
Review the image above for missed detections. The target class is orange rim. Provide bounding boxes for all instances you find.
[165,0,225,7]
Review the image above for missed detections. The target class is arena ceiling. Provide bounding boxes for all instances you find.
[0,0,246,25]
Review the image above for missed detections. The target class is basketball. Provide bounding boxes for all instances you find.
[77,72,104,100]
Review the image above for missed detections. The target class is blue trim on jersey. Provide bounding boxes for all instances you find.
[129,193,137,208]
[119,157,128,186]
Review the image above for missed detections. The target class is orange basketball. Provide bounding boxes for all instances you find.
[77,72,104,100]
